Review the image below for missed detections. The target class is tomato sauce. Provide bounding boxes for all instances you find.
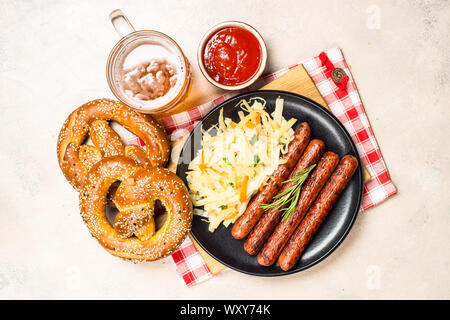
[202,26,262,86]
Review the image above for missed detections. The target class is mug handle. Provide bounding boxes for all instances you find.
[109,9,136,38]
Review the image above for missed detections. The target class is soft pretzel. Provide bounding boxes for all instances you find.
[79,156,193,261]
[57,99,170,191]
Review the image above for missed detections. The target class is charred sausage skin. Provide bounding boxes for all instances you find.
[278,155,358,271]
[231,122,311,239]
[257,151,340,266]
[243,139,325,255]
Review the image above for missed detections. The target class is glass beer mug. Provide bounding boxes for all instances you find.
[106,9,192,114]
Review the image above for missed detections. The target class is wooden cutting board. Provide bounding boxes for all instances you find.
[168,64,370,274]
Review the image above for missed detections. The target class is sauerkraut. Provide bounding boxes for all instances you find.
[186,97,297,232]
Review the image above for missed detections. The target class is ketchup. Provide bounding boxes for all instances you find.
[202,26,262,86]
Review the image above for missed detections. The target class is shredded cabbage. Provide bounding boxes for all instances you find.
[186,97,297,232]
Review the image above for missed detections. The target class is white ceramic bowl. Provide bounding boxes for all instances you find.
[197,21,267,91]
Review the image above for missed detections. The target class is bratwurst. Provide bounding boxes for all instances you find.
[278,155,359,271]
[231,122,311,239]
[257,151,340,266]
[243,139,325,255]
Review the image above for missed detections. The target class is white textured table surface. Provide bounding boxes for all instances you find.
[0,0,449,299]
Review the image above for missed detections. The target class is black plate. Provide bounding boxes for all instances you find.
[176,90,363,276]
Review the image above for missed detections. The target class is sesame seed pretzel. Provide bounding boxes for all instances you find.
[80,156,193,261]
[57,99,170,191]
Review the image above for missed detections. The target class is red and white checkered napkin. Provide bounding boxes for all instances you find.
[130,47,396,286]
[301,48,397,210]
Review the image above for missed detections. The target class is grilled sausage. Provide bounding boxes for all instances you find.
[278,155,359,271]
[231,122,311,239]
[243,139,325,255]
[257,151,340,266]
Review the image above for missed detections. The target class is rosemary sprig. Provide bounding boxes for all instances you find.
[259,164,315,222]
